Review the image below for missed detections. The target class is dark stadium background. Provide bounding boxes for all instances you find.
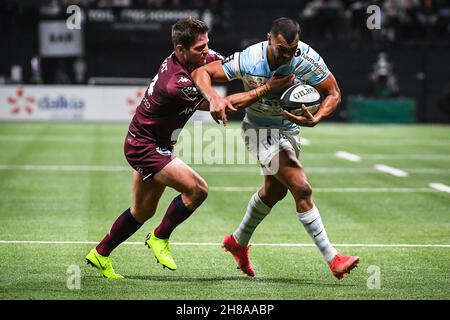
[1,0,449,123]
[0,1,449,303]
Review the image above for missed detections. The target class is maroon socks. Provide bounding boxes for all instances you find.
[96,208,142,256]
[154,195,193,239]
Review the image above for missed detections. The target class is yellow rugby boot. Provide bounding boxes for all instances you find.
[86,248,124,279]
[145,231,177,271]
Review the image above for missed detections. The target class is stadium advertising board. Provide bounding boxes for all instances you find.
[0,86,223,122]
[39,21,84,57]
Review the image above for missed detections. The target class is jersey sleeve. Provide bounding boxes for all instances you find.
[221,52,242,80]
[205,49,225,63]
[295,45,331,86]
[221,44,257,81]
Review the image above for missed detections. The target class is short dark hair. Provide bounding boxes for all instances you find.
[270,17,301,43]
[171,17,209,49]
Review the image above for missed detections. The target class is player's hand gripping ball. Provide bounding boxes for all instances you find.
[280,83,321,116]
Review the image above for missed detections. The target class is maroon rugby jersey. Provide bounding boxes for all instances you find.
[128,50,223,146]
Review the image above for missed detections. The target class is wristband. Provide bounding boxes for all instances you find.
[255,84,269,99]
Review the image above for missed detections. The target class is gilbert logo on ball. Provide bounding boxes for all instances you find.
[280,83,321,116]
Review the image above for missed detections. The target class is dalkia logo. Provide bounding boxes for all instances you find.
[126,89,144,116]
[7,87,36,115]
[38,95,85,109]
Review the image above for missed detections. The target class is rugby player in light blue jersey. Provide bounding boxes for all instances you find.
[193,17,360,280]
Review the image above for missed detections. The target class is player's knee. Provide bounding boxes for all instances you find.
[131,206,156,223]
[196,182,209,203]
[189,179,208,205]
[264,187,288,203]
[291,182,313,200]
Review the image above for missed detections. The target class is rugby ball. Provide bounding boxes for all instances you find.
[280,83,321,116]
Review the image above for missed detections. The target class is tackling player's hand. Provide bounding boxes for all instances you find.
[209,95,237,125]
[266,74,295,93]
[281,104,322,127]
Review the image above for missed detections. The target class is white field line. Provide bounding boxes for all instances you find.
[209,187,440,193]
[1,134,449,145]
[0,164,449,174]
[300,137,311,145]
[311,140,450,146]
[0,240,448,248]
[429,183,450,193]
[374,164,409,177]
[335,151,361,162]
[0,135,121,143]
[0,164,131,172]
[357,154,450,161]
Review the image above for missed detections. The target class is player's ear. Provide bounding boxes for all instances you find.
[267,33,271,44]
[175,44,184,56]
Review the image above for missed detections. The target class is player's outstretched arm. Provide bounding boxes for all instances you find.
[282,74,341,127]
[225,73,295,110]
[193,62,294,119]
[192,61,236,125]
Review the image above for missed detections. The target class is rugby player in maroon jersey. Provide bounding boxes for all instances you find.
[86,17,294,278]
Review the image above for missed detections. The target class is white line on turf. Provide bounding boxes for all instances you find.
[357,154,450,161]
[0,164,130,172]
[0,164,449,174]
[335,151,361,162]
[374,164,409,177]
[429,183,450,193]
[208,187,439,192]
[2,134,449,145]
[0,240,448,248]
[300,137,311,145]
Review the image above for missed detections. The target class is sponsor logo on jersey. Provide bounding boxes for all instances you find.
[181,86,201,101]
[260,98,281,108]
[300,51,327,76]
[178,76,191,84]
[179,104,198,116]
[161,58,168,73]
[142,96,151,109]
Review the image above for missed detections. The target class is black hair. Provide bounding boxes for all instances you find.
[270,17,301,43]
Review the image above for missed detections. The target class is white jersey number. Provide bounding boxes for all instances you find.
[147,74,159,96]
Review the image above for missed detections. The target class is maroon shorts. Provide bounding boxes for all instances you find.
[124,130,174,180]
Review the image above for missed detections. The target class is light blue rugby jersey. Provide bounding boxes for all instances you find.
[222,40,331,130]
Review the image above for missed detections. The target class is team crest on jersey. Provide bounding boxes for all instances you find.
[181,86,201,101]
[156,147,172,157]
